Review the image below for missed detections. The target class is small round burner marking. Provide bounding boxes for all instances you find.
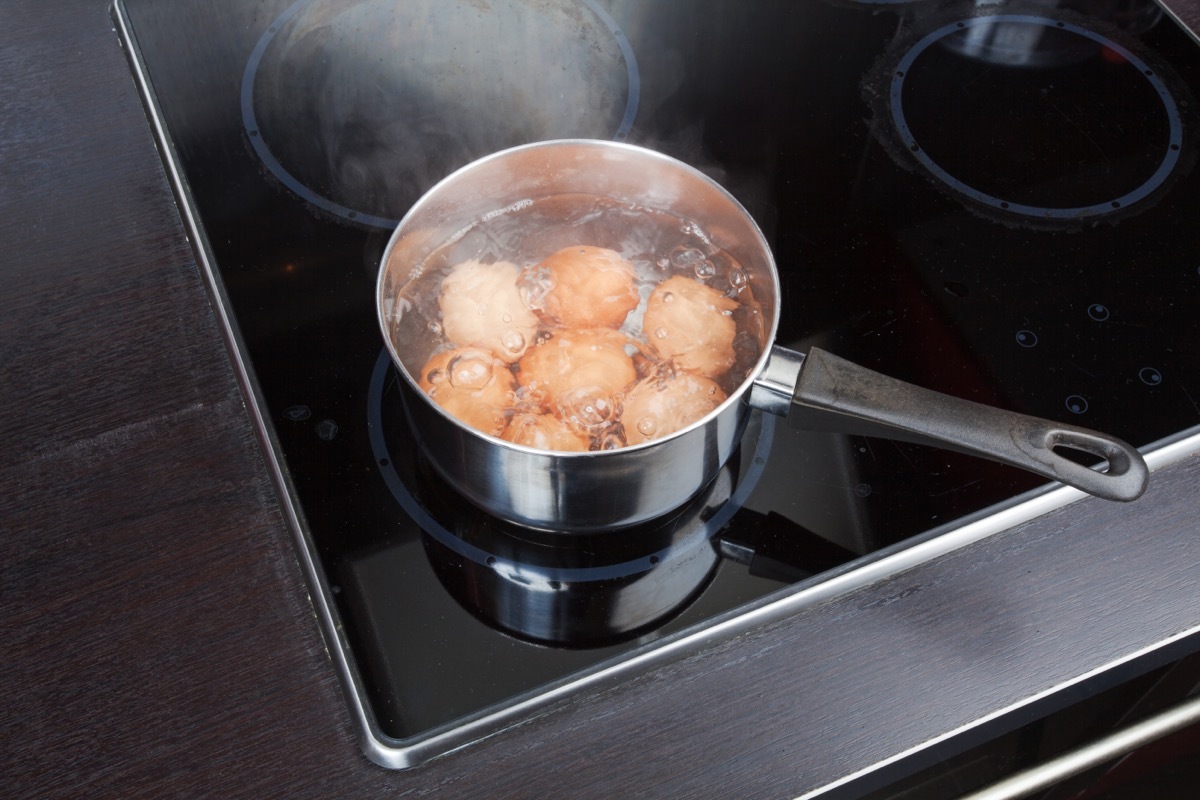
[1139,367,1164,386]
[889,14,1183,220]
[1065,395,1089,414]
[1088,304,1110,321]
[1016,330,1039,348]
[283,404,312,421]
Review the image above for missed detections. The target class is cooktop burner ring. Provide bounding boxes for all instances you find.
[365,348,776,580]
[240,0,641,229]
[889,13,1183,221]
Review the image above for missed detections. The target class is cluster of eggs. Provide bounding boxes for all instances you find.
[416,244,743,452]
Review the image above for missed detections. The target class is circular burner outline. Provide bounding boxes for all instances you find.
[889,14,1183,220]
[241,0,641,229]
[366,349,775,581]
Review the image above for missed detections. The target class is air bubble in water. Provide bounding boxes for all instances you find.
[446,351,493,389]
[501,331,526,356]
[557,386,614,430]
[672,247,705,268]
[599,428,626,450]
[517,264,554,311]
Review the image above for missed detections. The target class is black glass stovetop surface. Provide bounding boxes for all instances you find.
[117,0,1200,759]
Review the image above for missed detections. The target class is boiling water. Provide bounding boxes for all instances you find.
[391,193,766,450]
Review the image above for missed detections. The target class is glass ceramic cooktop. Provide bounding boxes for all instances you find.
[115,0,1200,768]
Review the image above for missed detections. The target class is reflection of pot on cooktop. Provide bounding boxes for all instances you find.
[419,461,731,649]
[242,0,639,227]
[419,448,858,649]
[868,5,1191,225]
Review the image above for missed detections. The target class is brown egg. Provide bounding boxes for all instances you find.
[620,368,727,445]
[642,275,739,379]
[517,329,638,423]
[418,347,517,437]
[438,259,539,362]
[522,245,639,329]
[501,412,592,452]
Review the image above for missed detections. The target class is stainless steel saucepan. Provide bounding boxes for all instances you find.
[376,140,1148,532]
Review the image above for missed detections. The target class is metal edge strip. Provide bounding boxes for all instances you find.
[1159,0,1200,49]
[111,0,1200,771]
[956,691,1200,800]
[798,623,1200,800]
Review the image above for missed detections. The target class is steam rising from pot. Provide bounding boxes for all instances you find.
[248,0,635,224]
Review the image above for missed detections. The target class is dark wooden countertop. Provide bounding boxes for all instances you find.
[4,1,1199,797]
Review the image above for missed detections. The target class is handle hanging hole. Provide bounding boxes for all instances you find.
[1051,444,1107,471]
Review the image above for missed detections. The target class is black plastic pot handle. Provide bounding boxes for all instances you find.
[786,347,1149,502]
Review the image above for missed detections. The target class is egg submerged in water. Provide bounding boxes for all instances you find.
[502,411,592,452]
[418,347,517,437]
[641,275,739,379]
[438,258,539,362]
[516,328,639,412]
[620,366,728,445]
[521,245,640,329]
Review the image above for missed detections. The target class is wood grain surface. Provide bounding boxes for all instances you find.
[3,1,1199,798]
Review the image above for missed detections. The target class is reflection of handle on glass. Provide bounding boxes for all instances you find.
[751,346,1149,503]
